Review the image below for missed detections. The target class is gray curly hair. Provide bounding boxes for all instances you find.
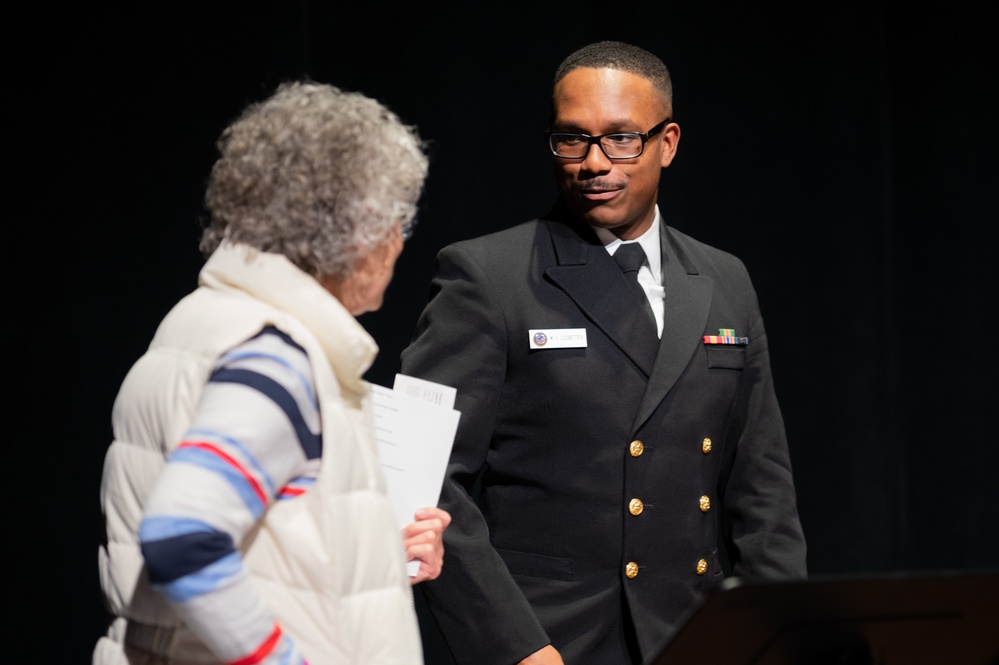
[201,81,428,278]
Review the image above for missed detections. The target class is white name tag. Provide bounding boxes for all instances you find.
[529,328,588,349]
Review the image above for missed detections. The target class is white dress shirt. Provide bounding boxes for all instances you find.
[592,206,666,338]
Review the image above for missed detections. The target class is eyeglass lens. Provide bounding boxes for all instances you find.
[550,134,645,159]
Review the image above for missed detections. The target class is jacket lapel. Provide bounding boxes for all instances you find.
[631,226,713,432]
[543,217,660,376]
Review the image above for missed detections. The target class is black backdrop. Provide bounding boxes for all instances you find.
[14,2,997,662]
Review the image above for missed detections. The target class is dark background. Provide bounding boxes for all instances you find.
[14,2,997,662]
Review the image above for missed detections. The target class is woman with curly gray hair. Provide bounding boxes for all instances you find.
[95,82,449,665]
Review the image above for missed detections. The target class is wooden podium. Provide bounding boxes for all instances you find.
[644,570,999,665]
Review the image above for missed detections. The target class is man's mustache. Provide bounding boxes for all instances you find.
[573,179,625,192]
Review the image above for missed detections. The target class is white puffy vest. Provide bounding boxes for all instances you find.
[96,244,422,664]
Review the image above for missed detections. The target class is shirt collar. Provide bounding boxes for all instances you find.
[591,205,663,283]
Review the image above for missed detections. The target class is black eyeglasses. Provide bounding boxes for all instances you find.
[546,118,670,160]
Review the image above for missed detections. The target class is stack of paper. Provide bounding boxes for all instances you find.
[370,374,460,576]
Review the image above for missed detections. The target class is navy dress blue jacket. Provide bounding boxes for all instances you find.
[401,205,807,665]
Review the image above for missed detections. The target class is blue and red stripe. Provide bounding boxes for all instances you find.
[171,441,269,516]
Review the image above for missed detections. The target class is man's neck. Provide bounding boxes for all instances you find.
[592,206,661,246]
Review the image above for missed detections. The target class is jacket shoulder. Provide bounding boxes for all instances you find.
[432,220,548,274]
[664,225,750,279]
[445,219,543,252]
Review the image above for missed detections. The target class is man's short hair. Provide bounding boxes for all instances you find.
[554,40,673,115]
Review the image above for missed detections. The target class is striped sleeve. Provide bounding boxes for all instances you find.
[139,325,320,664]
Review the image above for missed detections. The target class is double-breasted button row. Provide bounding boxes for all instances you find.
[632,437,710,455]
[626,560,708,578]
[698,439,712,575]
[627,496,707,515]
[625,438,712,580]
[629,440,645,518]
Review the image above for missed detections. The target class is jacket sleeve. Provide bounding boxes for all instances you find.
[400,244,552,664]
[718,260,808,580]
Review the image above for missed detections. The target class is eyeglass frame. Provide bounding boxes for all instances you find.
[401,216,418,241]
[545,118,671,160]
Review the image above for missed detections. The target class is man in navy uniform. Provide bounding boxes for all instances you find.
[401,40,807,665]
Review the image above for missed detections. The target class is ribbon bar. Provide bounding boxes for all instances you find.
[703,334,749,345]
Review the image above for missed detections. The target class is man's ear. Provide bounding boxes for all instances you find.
[660,122,680,169]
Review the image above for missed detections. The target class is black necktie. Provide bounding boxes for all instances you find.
[613,242,658,336]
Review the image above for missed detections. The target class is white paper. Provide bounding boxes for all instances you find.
[371,374,460,576]
[392,373,457,409]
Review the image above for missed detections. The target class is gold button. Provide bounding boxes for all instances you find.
[629,440,644,457]
[628,498,644,516]
[701,437,712,454]
[696,559,708,575]
[626,561,639,579]
[699,495,711,512]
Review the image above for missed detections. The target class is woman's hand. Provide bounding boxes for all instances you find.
[402,506,451,584]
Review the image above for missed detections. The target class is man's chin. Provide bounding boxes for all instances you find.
[568,199,626,229]
[563,197,655,239]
